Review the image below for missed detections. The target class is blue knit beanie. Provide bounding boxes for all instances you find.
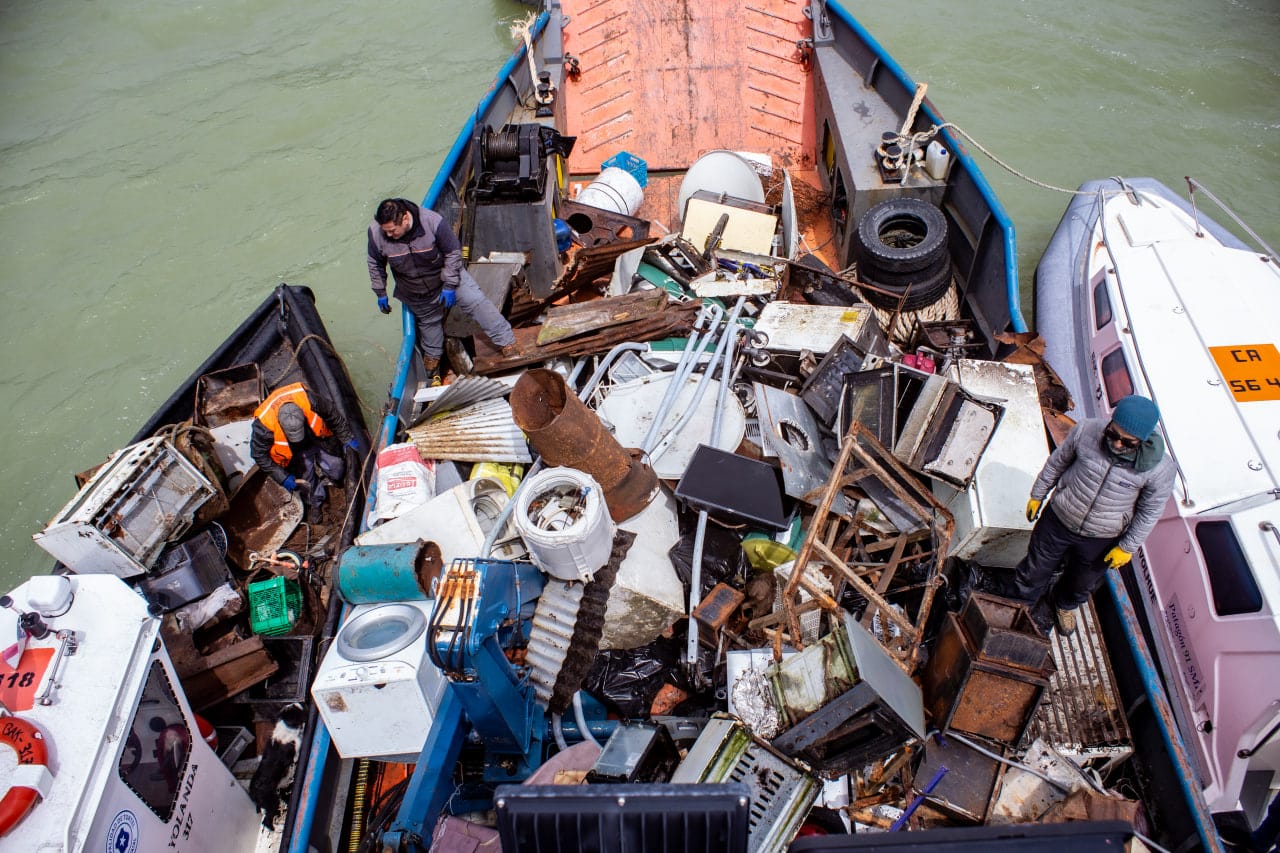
[1111,395,1160,440]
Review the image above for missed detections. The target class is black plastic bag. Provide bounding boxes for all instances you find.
[667,508,751,599]
[582,638,679,719]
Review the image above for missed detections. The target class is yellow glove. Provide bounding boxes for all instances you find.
[1104,546,1132,569]
[1025,499,1042,522]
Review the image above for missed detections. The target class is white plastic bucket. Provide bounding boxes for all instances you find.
[677,150,766,222]
[576,167,644,217]
[514,467,616,582]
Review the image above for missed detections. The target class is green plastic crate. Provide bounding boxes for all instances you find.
[247,576,302,637]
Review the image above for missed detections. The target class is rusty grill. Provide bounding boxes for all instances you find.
[1024,601,1132,762]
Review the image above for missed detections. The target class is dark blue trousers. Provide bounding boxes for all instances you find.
[1254,790,1280,853]
[1013,504,1116,611]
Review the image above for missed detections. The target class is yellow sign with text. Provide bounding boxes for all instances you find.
[1210,343,1280,402]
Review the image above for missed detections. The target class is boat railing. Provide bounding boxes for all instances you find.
[1184,176,1280,265]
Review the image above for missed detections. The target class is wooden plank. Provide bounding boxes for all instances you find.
[536,290,669,345]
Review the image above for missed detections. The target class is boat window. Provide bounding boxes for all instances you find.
[1197,520,1263,615]
[118,660,192,821]
[1101,348,1133,405]
[1092,278,1112,329]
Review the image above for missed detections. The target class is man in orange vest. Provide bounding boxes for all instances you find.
[250,382,359,509]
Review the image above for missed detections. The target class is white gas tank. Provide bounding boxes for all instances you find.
[0,574,258,853]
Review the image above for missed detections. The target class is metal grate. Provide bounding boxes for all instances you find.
[495,783,750,853]
[1025,601,1133,762]
[672,718,818,853]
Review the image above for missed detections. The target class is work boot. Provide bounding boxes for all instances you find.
[1054,607,1077,636]
[421,354,441,387]
[499,343,518,359]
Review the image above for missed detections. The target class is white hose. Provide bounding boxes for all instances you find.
[572,691,601,748]
[550,712,568,751]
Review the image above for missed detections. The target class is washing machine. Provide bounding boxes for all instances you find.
[311,599,448,760]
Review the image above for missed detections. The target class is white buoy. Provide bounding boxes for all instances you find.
[514,467,615,582]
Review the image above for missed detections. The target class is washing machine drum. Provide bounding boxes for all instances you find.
[335,603,428,662]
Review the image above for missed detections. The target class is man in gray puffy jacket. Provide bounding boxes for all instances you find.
[367,197,516,381]
[1013,395,1176,635]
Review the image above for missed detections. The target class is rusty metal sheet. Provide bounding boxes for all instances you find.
[536,290,669,345]
[222,469,302,572]
[555,236,656,295]
[195,363,263,428]
[473,298,701,375]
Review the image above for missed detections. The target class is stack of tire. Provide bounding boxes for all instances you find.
[852,197,952,312]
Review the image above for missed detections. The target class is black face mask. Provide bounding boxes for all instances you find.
[1100,435,1141,461]
[1105,440,1138,462]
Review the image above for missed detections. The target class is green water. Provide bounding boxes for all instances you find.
[1,0,1277,590]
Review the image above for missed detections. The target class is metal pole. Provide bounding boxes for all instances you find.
[685,297,745,677]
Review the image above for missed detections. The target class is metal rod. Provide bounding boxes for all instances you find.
[685,298,746,676]
[35,629,78,706]
[649,302,742,463]
[639,302,724,452]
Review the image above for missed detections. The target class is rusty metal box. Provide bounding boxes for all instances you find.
[692,582,746,647]
[917,733,1006,824]
[959,592,1051,672]
[922,611,1052,745]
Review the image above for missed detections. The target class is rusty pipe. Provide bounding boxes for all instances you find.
[510,368,657,522]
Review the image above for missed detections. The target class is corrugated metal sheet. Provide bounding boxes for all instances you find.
[406,399,532,463]
[417,375,513,421]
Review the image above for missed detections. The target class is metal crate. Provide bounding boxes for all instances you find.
[34,436,216,577]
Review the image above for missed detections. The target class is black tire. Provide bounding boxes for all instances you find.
[859,251,950,290]
[858,263,952,312]
[854,197,949,275]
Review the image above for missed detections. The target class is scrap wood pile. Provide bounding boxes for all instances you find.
[367,195,1141,843]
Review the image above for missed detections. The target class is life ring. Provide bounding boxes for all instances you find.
[0,714,52,836]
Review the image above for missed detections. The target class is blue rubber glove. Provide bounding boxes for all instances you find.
[377,295,391,314]
[438,288,456,308]
[345,439,360,451]
[282,475,297,492]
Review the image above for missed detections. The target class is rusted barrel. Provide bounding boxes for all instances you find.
[510,368,658,522]
[336,540,443,603]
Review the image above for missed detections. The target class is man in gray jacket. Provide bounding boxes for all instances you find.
[367,198,516,381]
[1014,395,1176,635]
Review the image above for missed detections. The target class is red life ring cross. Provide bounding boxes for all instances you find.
[0,714,51,836]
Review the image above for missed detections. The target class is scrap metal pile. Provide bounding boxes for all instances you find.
[352,209,1142,848]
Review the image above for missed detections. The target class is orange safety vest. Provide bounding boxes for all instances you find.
[253,383,332,467]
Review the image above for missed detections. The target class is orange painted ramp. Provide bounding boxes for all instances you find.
[560,0,815,177]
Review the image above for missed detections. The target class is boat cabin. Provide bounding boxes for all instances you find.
[1041,178,1280,815]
